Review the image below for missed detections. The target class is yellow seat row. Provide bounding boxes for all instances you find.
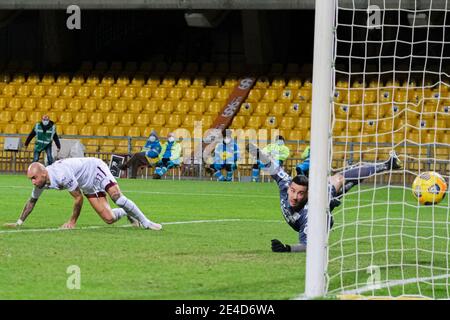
[239,101,311,117]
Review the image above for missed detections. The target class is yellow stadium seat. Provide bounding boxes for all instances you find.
[264,116,279,129]
[61,85,77,98]
[116,76,130,87]
[192,77,206,87]
[120,114,135,127]
[190,101,206,115]
[122,87,136,99]
[142,127,160,137]
[261,89,278,102]
[111,126,125,137]
[28,111,42,124]
[27,74,40,84]
[159,101,175,114]
[113,100,127,113]
[106,86,122,99]
[75,86,91,99]
[55,74,70,86]
[177,77,191,88]
[161,77,176,87]
[254,102,270,116]
[18,123,33,134]
[146,76,160,87]
[182,114,198,128]
[183,88,199,101]
[30,85,46,98]
[58,112,73,125]
[200,115,214,128]
[71,74,85,86]
[255,76,270,89]
[127,127,141,137]
[12,73,25,84]
[95,126,109,137]
[37,98,52,112]
[207,76,222,87]
[246,116,262,129]
[79,125,94,136]
[214,88,230,101]
[82,99,97,112]
[3,123,17,134]
[91,87,106,99]
[230,115,246,129]
[41,74,55,84]
[115,140,129,154]
[99,140,115,153]
[288,129,304,141]
[129,100,143,113]
[206,101,222,115]
[104,113,119,126]
[223,78,238,88]
[135,114,151,127]
[2,84,16,97]
[131,75,145,87]
[167,87,184,101]
[98,100,112,113]
[88,113,104,126]
[287,78,302,89]
[7,98,21,111]
[302,102,312,116]
[85,75,100,86]
[83,139,99,152]
[12,111,27,124]
[74,112,88,125]
[143,100,161,113]
[46,85,61,98]
[334,104,351,118]
[271,102,286,116]
[286,102,302,116]
[16,85,31,97]
[174,101,191,114]
[22,98,36,111]
[296,117,311,130]
[271,77,286,89]
[247,89,262,102]
[0,97,6,110]
[64,125,78,135]
[239,102,254,116]
[296,88,311,102]
[153,87,168,100]
[199,87,216,101]
[279,117,295,130]
[152,114,166,127]
[167,114,182,128]
[137,86,152,99]
[69,98,85,112]
[278,89,295,102]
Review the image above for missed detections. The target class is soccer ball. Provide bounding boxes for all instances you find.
[412,171,447,205]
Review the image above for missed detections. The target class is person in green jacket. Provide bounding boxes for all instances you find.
[24,114,61,165]
[251,135,290,182]
[153,132,182,179]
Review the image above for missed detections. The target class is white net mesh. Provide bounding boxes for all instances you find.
[327,0,450,298]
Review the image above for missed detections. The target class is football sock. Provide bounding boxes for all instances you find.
[252,168,260,181]
[342,162,388,193]
[115,195,152,228]
[112,208,127,222]
[290,243,307,252]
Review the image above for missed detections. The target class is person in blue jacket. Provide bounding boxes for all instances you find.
[210,133,240,181]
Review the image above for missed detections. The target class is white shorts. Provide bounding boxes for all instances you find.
[83,160,117,198]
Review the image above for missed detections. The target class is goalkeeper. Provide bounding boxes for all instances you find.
[248,144,402,253]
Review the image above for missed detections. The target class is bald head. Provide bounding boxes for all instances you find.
[27,162,48,188]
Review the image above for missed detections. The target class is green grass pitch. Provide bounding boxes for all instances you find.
[0,175,448,299]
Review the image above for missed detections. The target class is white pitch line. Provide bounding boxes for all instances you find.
[0,218,282,235]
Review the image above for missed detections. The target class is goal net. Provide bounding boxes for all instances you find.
[321,0,450,299]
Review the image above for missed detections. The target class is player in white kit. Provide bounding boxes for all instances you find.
[4,158,162,230]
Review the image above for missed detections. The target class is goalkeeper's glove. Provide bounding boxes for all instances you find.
[271,239,291,252]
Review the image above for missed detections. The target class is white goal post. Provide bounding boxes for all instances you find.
[305,0,450,299]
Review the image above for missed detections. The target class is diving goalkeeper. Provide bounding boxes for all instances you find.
[248,144,402,253]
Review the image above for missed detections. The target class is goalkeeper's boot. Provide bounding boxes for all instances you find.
[145,222,163,231]
[386,151,402,170]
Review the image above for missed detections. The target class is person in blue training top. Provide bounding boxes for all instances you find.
[153,132,182,179]
[248,143,402,253]
[210,133,240,182]
[295,145,310,177]
[119,130,162,178]
[251,135,290,182]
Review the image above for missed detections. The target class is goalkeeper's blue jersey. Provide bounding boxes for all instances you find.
[271,166,338,245]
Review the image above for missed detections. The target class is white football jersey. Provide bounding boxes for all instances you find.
[31,158,117,199]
